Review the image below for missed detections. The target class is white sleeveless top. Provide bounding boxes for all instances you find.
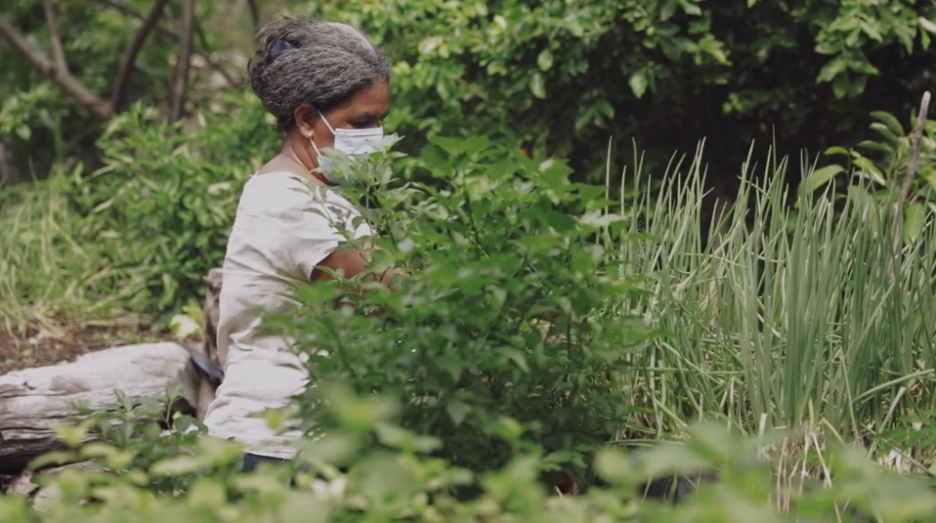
[203,171,372,459]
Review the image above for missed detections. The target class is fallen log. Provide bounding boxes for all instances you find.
[0,342,198,473]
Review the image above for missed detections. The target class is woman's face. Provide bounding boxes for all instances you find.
[298,80,390,152]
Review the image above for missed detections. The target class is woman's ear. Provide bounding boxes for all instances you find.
[294,103,318,138]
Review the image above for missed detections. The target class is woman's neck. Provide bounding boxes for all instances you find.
[256,134,329,186]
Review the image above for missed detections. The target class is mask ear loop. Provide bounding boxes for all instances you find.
[317,111,337,134]
[308,135,323,158]
[309,111,336,168]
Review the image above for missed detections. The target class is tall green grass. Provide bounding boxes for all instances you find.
[610,143,936,476]
[0,173,121,333]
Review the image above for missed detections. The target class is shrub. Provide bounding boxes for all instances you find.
[263,135,658,485]
[61,98,279,316]
[5,139,936,520]
[297,0,936,177]
[8,386,936,522]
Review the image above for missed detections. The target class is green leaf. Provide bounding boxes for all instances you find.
[869,122,899,144]
[817,58,847,83]
[926,172,936,192]
[28,451,79,470]
[374,421,442,453]
[904,203,925,243]
[629,71,649,98]
[446,400,471,426]
[54,425,89,448]
[150,456,207,476]
[537,49,554,71]
[832,72,850,99]
[824,146,851,156]
[920,17,936,34]
[530,73,546,99]
[188,479,227,507]
[430,136,468,157]
[805,164,844,192]
[852,157,886,185]
[594,447,636,485]
[502,348,529,372]
[681,0,702,16]
[660,0,677,21]
[871,111,906,137]
[855,140,890,154]
[860,20,882,42]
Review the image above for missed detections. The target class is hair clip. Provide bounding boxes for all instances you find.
[270,38,295,58]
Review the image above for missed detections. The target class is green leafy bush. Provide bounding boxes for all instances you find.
[8,385,936,522]
[60,97,278,314]
[265,135,657,484]
[809,105,936,243]
[6,0,936,186]
[295,0,936,176]
[0,0,244,179]
[5,139,936,520]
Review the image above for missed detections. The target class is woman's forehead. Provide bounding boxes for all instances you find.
[338,82,390,116]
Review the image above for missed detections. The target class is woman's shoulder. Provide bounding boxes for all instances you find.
[239,171,356,214]
[242,171,324,200]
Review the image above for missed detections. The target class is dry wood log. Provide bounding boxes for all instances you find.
[0,342,197,473]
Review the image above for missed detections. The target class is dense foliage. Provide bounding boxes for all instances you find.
[7,385,936,522]
[4,2,936,520]
[267,135,658,483]
[5,143,936,519]
[3,0,936,183]
[304,0,936,179]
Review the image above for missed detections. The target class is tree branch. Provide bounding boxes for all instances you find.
[246,0,260,33]
[92,0,239,87]
[0,136,21,186]
[888,90,931,281]
[94,0,177,40]
[0,14,111,121]
[111,0,170,112]
[41,0,68,73]
[892,91,931,248]
[168,0,195,123]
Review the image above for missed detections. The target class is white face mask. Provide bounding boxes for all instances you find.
[309,111,384,185]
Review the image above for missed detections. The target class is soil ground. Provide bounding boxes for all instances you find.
[0,318,175,375]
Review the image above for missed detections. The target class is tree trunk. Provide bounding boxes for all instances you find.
[0,136,20,186]
[0,342,198,473]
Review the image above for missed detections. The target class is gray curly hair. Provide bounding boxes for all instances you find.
[247,17,392,132]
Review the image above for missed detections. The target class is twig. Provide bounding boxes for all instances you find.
[94,0,177,39]
[41,0,68,73]
[111,0,171,112]
[111,0,169,111]
[168,0,195,123]
[92,0,239,87]
[890,91,931,269]
[246,0,260,33]
[0,14,112,121]
[0,136,21,186]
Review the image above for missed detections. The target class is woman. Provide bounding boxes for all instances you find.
[202,17,402,472]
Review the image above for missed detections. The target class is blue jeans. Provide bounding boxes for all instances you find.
[241,452,290,472]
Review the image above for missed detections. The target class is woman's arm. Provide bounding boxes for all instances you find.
[310,248,406,287]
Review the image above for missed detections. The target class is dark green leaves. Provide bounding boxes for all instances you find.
[269,137,654,477]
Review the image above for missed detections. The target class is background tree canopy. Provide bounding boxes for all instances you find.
[2,0,936,191]
[1,0,936,317]
[4,4,936,519]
